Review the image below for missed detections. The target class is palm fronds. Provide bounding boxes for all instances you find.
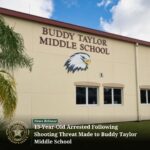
[0,16,33,119]
[0,70,17,119]
[0,17,33,71]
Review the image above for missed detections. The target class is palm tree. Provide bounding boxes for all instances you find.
[0,16,33,119]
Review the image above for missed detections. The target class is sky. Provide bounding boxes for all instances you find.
[0,0,150,42]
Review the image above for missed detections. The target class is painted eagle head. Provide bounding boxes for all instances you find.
[64,52,91,73]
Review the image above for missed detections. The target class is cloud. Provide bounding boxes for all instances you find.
[97,0,112,8]
[62,0,79,8]
[99,0,150,41]
[0,0,54,18]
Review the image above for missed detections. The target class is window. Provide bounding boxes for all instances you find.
[104,88,112,104]
[114,89,122,104]
[104,88,122,104]
[140,89,150,104]
[76,87,98,105]
[76,87,86,104]
[88,88,97,104]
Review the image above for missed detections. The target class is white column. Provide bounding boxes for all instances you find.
[135,42,140,121]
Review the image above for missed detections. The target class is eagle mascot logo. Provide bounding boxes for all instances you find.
[64,52,91,73]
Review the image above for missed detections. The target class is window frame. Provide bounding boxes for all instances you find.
[76,86,99,105]
[140,89,150,104]
[104,87,123,105]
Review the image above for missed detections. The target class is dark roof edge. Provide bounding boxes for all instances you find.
[0,7,150,47]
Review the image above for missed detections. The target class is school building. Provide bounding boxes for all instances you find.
[0,8,150,126]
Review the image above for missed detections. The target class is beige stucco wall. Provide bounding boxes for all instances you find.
[1,15,150,126]
[138,45,150,120]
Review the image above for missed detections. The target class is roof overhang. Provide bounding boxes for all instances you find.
[0,7,150,47]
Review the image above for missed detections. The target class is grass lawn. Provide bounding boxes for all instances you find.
[0,120,150,145]
[109,120,150,139]
[32,120,150,141]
